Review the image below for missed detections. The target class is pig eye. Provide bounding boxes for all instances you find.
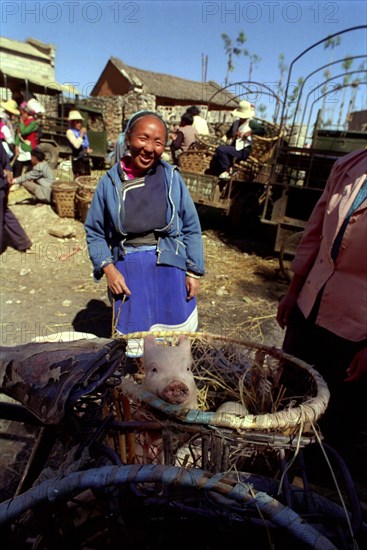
[151,367,158,373]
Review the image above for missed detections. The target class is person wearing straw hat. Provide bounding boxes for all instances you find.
[211,100,264,179]
[0,99,20,150]
[66,110,93,179]
[0,99,20,122]
[277,148,367,481]
[85,110,205,357]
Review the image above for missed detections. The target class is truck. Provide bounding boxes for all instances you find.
[37,100,109,169]
[0,73,109,169]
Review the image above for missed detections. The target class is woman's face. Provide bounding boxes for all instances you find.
[126,116,166,171]
[20,109,28,121]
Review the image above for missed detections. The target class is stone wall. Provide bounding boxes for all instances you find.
[80,93,156,144]
[79,92,233,143]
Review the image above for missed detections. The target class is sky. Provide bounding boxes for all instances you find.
[2,0,367,125]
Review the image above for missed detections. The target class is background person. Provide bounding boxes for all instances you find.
[170,112,198,164]
[12,146,55,204]
[185,106,209,135]
[0,99,19,144]
[84,111,205,356]
[276,148,367,478]
[66,110,93,179]
[13,101,39,178]
[211,100,264,179]
[0,142,32,254]
[0,111,15,159]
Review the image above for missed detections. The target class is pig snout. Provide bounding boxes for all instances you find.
[162,379,190,404]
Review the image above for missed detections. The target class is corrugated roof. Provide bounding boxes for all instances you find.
[110,57,237,107]
[0,68,78,95]
[0,36,51,60]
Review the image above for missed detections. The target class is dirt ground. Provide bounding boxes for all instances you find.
[1,184,366,545]
[0,186,287,348]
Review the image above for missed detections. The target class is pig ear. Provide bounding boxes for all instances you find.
[144,335,156,351]
[177,335,191,350]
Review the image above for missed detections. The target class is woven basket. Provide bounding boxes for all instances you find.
[75,176,99,223]
[195,134,224,154]
[112,331,330,475]
[52,181,77,218]
[178,150,213,174]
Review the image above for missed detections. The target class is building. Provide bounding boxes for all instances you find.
[90,56,238,127]
[0,36,77,113]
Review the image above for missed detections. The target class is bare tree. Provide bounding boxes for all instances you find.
[221,31,248,86]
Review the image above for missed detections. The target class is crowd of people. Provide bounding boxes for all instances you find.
[0,96,95,253]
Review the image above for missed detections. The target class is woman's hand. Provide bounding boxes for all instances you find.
[276,273,306,329]
[345,347,367,382]
[276,291,298,329]
[103,264,131,296]
[185,275,200,301]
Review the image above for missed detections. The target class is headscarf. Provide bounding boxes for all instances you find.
[113,110,167,164]
[19,101,36,116]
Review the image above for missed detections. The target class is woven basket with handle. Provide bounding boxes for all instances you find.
[111,331,330,474]
[75,176,100,223]
[51,181,77,218]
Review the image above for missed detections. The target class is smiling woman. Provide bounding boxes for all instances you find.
[84,111,205,356]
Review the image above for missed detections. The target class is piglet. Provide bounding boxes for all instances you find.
[142,334,198,409]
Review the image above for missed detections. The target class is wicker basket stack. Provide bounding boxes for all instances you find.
[51,181,78,218]
[75,176,99,223]
[178,150,213,174]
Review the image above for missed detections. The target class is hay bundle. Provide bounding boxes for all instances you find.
[111,331,329,474]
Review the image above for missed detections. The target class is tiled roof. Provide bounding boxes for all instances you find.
[110,57,237,107]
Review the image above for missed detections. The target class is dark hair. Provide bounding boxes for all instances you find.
[186,106,200,116]
[180,112,194,126]
[31,147,45,161]
[127,111,168,142]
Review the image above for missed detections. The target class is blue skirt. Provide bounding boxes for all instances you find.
[113,248,198,356]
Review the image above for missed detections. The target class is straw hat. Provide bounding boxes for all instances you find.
[68,110,83,121]
[1,99,20,115]
[232,100,255,119]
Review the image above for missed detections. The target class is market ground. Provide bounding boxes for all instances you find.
[0,187,287,348]
[1,186,366,538]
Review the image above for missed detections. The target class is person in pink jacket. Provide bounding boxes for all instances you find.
[277,147,367,477]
